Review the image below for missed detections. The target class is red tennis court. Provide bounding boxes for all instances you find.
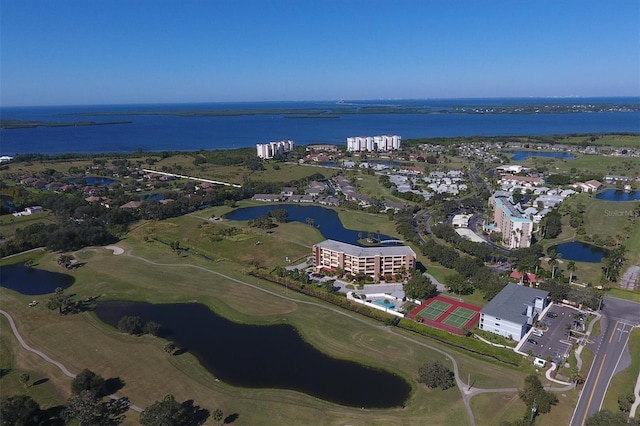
[408,295,481,335]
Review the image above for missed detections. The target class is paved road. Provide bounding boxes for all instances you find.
[571,297,640,425]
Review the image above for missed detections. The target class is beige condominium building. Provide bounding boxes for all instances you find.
[312,239,416,281]
[489,195,533,249]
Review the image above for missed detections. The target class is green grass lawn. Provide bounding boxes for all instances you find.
[0,315,70,409]
[521,153,640,177]
[249,162,333,183]
[0,212,57,238]
[558,134,640,148]
[470,392,525,425]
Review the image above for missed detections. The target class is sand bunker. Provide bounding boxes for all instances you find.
[105,245,124,255]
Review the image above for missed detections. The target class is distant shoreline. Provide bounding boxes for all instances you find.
[67,103,640,117]
[0,120,133,130]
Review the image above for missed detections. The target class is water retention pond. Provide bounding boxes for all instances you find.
[94,301,411,408]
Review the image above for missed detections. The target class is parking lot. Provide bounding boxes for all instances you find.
[519,304,582,365]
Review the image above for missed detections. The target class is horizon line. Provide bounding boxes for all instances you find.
[2,95,640,109]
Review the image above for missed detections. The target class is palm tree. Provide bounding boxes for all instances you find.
[548,250,562,279]
[213,408,223,426]
[19,373,30,389]
[567,261,577,284]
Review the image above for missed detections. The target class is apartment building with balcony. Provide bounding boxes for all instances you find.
[489,195,533,249]
[256,140,295,159]
[346,135,401,152]
[312,240,416,281]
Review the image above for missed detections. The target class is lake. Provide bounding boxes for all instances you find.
[0,263,74,295]
[503,150,576,161]
[595,189,640,202]
[224,204,392,245]
[94,300,411,408]
[553,242,607,263]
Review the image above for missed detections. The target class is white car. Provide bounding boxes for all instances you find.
[532,329,544,337]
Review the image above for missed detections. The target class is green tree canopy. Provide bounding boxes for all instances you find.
[0,395,43,426]
[71,369,106,397]
[117,315,145,335]
[404,273,437,301]
[586,409,639,426]
[64,390,129,426]
[518,374,558,416]
[417,361,456,390]
[140,394,209,426]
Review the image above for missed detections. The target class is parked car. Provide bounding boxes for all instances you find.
[527,339,539,345]
[532,329,544,337]
[547,312,558,319]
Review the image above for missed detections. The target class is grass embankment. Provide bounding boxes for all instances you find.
[602,328,640,413]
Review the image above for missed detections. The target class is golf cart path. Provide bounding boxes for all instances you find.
[0,309,142,412]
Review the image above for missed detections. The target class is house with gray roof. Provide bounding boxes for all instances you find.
[479,284,548,340]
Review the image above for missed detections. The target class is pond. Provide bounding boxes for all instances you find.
[552,242,608,263]
[225,204,393,245]
[503,150,576,161]
[595,189,640,202]
[0,263,74,295]
[67,176,118,186]
[94,301,411,408]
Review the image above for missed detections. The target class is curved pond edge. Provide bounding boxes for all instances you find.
[94,299,413,409]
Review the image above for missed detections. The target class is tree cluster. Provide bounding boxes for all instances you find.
[417,361,456,390]
[117,315,162,336]
[518,375,558,420]
[139,394,211,426]
[403,273,437,301]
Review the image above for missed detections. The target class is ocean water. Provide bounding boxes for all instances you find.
[1,98,638,155]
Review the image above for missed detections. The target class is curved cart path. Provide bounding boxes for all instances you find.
[0,309,142,413]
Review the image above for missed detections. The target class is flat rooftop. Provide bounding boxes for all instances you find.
[314,239,416,257]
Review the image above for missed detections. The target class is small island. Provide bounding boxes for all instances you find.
[0,119,133,130]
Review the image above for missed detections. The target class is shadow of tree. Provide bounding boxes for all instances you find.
[173,347,188,356]
[180,400,209,425]
[41,405,66,426]
[224,413,240,424]
[33,378,49,386]
[103,377,125,396]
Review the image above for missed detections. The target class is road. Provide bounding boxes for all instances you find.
[571,296,640,425]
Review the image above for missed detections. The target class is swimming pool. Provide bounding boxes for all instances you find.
[374,299,395,309]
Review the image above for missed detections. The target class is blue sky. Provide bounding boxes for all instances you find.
[1,0,639,106]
